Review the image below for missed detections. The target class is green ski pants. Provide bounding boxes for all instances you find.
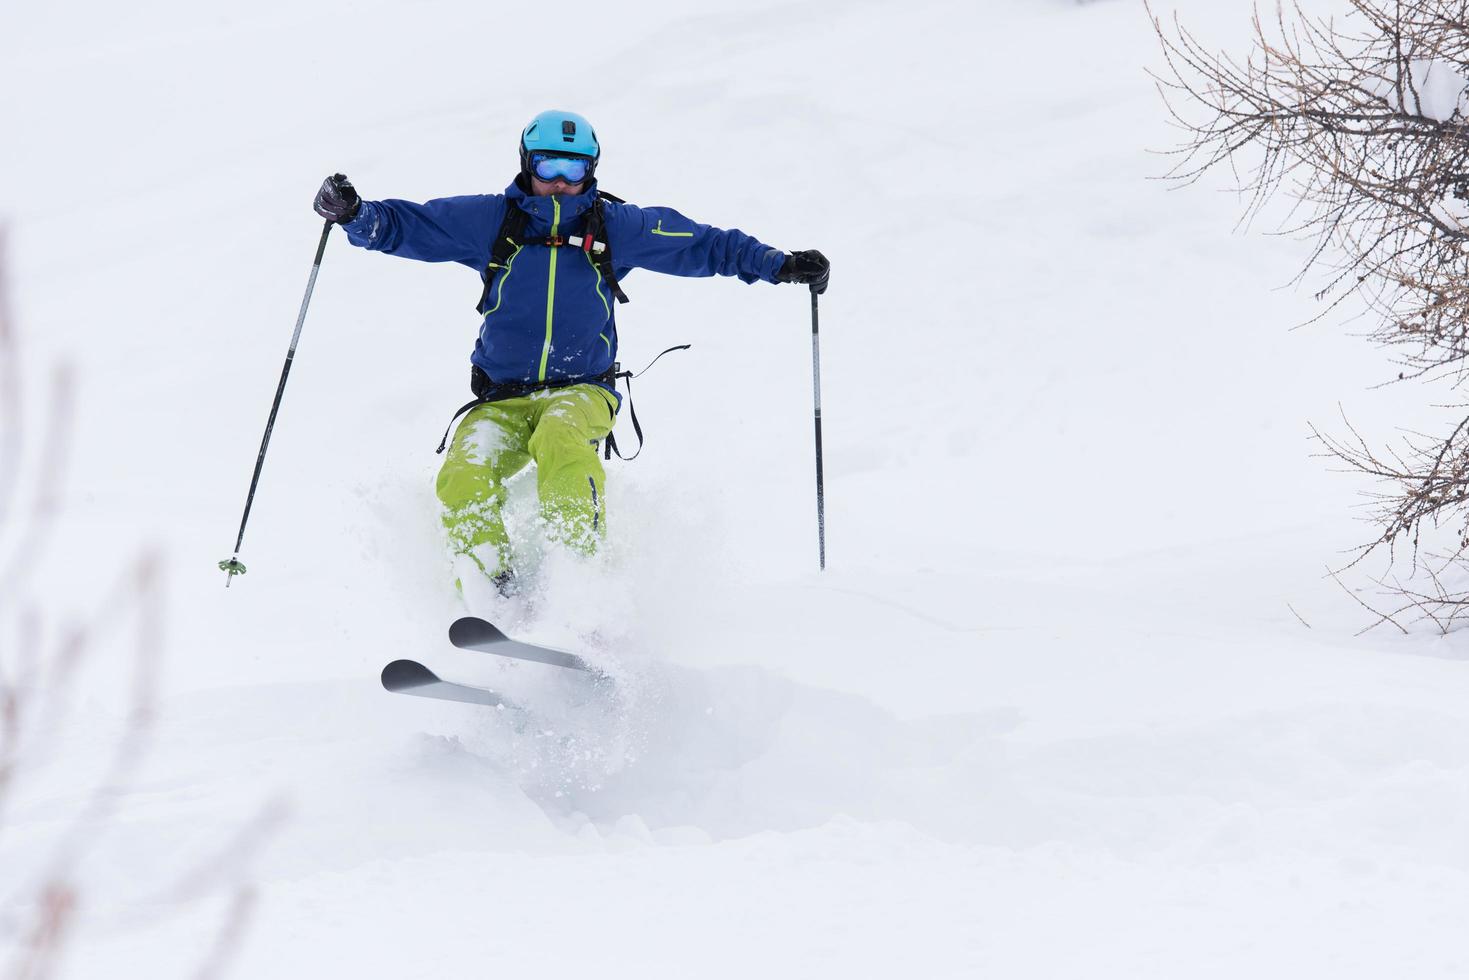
[435,383,617,577]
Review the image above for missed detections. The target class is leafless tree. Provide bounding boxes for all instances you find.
[0,229,280,977]
[1153,0,1469,626]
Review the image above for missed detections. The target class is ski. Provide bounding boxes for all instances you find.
[447,616,595,673]
[380,658,521,709]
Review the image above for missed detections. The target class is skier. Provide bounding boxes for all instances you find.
[314,109,830,594]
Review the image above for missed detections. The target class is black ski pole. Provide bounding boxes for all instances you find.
[810,288,826,570]
[219,220,334,586]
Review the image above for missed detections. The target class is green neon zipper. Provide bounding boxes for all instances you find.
[538,197,561,382]
[483,243,523,315]
[651,218,693,238]
[583,249,611,319]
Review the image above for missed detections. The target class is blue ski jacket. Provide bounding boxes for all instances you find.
[341,178,787,396]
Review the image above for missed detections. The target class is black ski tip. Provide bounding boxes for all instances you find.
[449,616,511,648]
[382,659,439,692]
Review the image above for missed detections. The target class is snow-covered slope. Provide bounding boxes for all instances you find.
[4,0,1469,976]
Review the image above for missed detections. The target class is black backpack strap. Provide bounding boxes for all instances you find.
[603,373,644,460]
[586,192,629,305]
[476,202,531,314]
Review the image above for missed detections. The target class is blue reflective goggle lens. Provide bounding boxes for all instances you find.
[531,153,592,183]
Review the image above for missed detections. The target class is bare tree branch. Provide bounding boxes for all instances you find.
[1155,1,1469,625]
[0,226,277,978]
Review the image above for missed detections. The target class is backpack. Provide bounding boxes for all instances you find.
[475,189,630,315]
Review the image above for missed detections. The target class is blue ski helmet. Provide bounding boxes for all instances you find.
[520,109,600,181]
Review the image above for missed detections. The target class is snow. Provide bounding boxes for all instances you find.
[4,0,1469,976]
[1377,58,1469,123]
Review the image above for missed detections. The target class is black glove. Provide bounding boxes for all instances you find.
[777,249,830,295]
[314,173,362,224]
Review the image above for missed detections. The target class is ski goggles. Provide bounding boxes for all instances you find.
[529,152,594,184]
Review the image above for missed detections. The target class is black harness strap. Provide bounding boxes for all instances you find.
[603,374,642,461]
[435,346,691,459]
[435,367,611,454]
[602,344,690,461]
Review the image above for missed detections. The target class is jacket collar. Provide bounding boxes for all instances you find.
[505,175,599,229]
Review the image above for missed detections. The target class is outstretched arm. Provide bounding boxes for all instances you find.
[605,203,788,284]
[313,174,498,267]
